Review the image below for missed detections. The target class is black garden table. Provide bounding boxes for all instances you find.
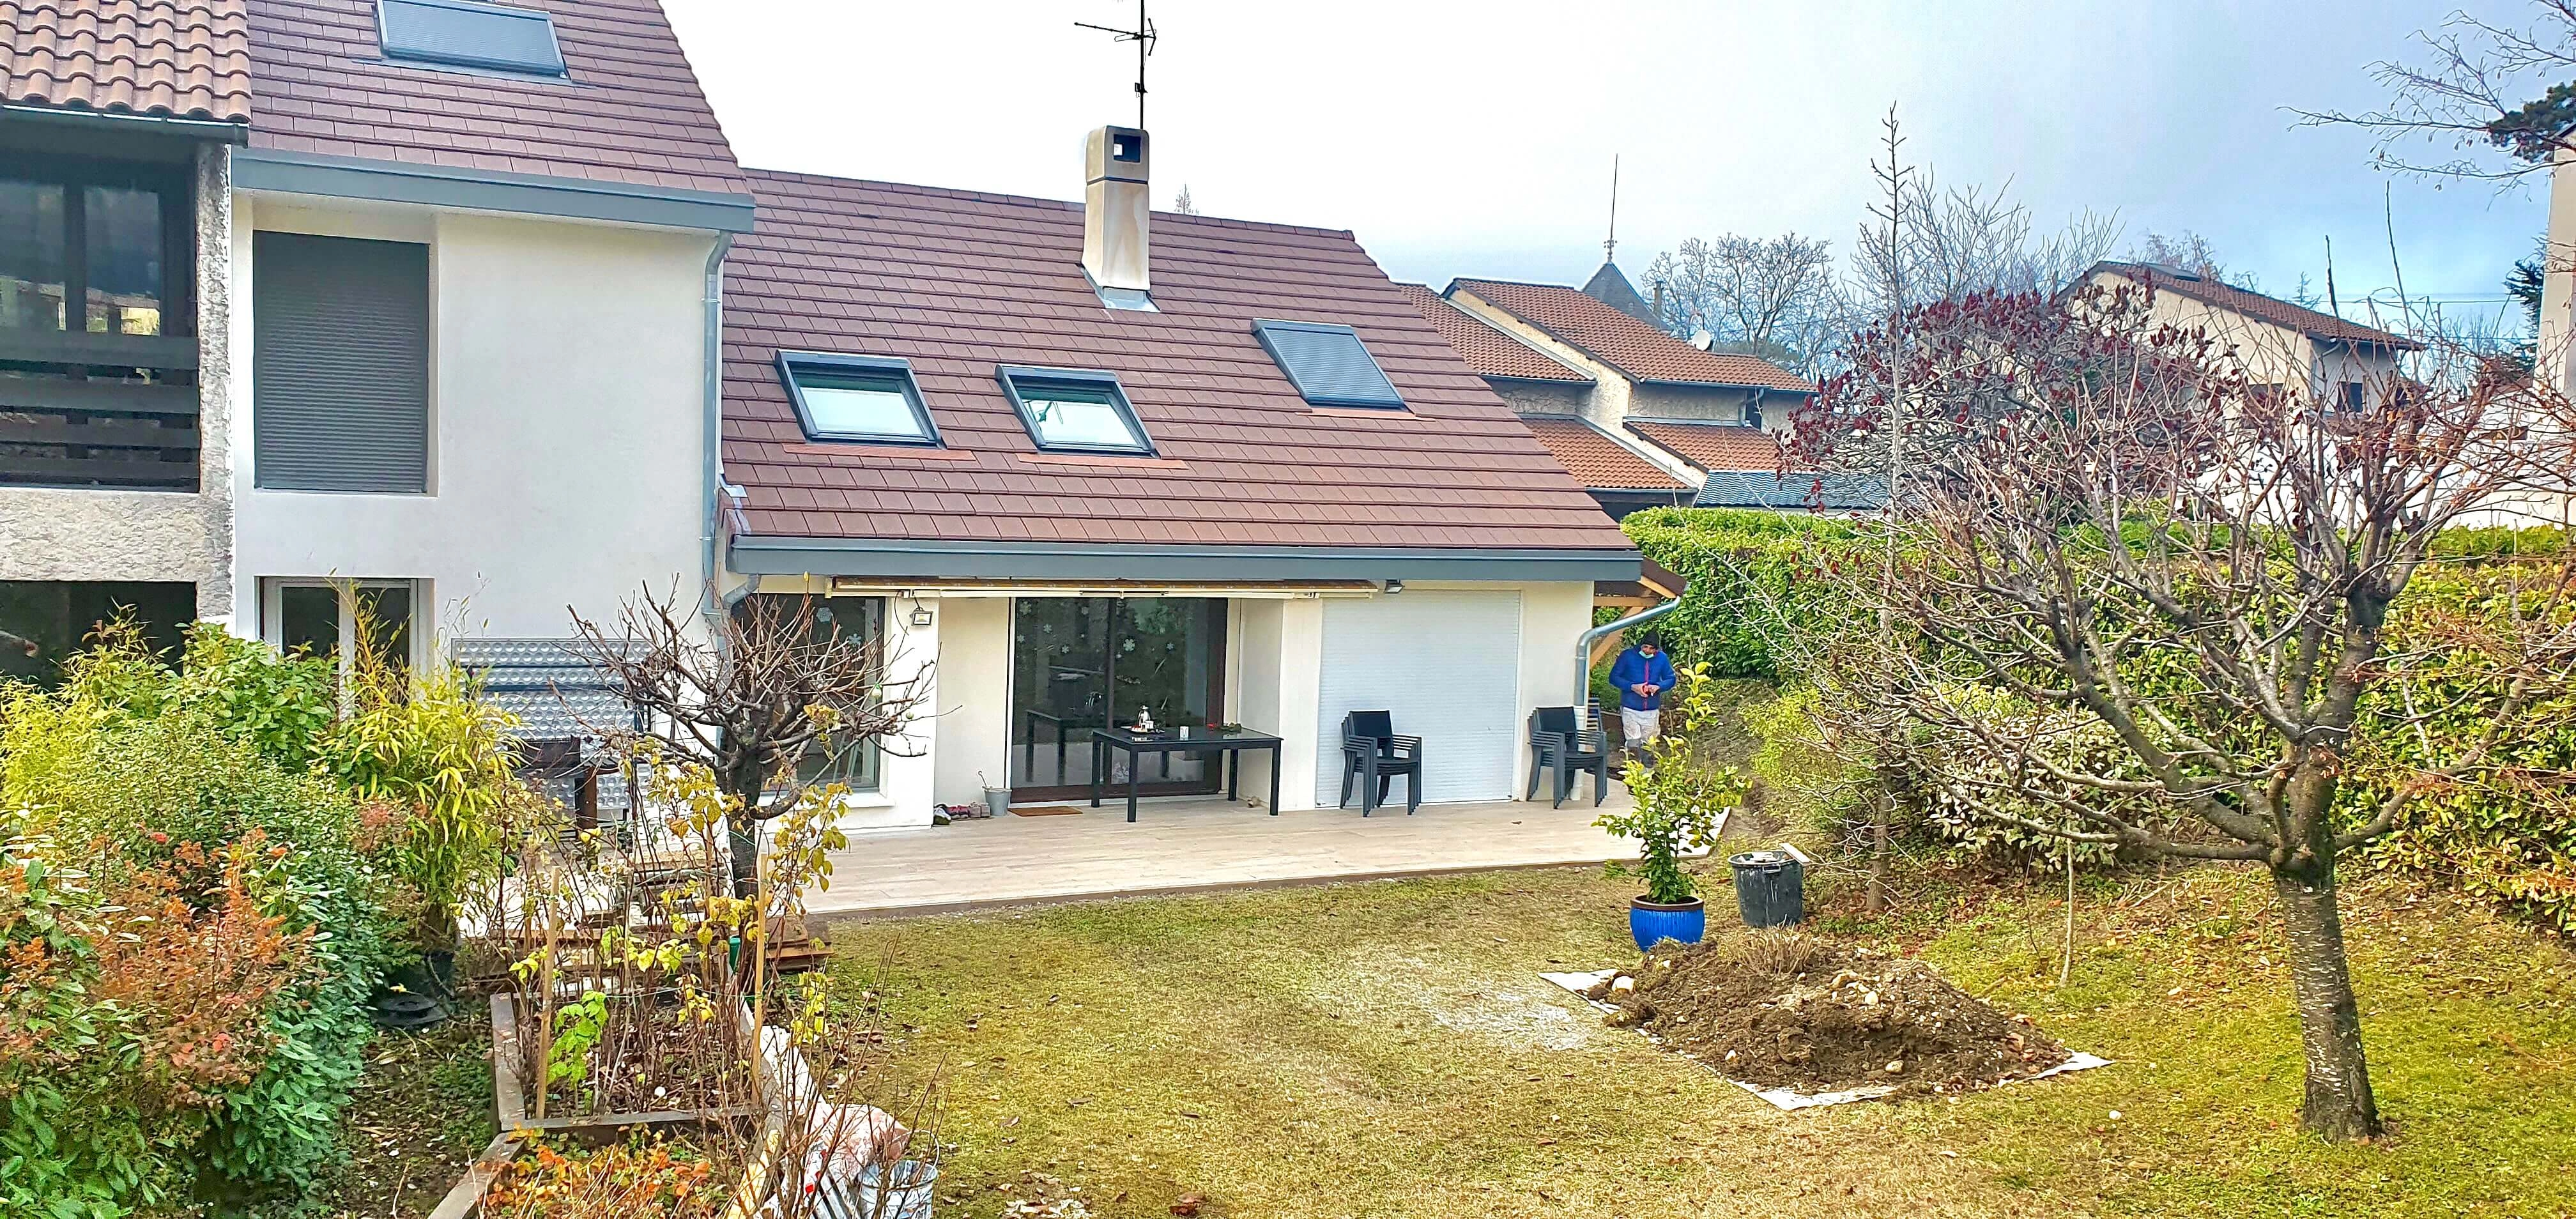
[1089,726,1283,823]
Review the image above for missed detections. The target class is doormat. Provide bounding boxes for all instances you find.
[1009,804,1085,817]
[1538,968,2110,1110]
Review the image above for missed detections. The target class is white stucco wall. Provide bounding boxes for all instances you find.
[928,595,1013,808]
[2086,269,2399,399]
[227,195,716,641]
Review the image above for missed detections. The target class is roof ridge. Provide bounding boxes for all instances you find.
[744,165,1360,240]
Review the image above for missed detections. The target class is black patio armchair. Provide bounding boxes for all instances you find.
[1527,705,1608,809]
[1338,710,1423,816]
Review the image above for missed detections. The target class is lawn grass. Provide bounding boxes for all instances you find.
[811,864,2575,1219]
[318,1003,498,1218]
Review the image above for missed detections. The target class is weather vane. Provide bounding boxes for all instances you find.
[1075,0,1157,129]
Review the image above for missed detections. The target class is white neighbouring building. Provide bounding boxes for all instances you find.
[3,0,745,682]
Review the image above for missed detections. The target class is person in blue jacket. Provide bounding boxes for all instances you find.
[1607,636,1679,760]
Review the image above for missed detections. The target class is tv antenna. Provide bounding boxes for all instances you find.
[1076,1,1158,129]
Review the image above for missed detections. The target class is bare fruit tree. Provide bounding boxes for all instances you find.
[2296,1,2576,183]
[570,586,934,898]
[1775,280,2576,1138]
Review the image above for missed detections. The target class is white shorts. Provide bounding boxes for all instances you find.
[1620,706,1661,745]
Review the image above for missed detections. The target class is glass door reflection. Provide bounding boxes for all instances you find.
[1008,597,1225,799]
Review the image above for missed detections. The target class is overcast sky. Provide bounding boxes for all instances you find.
[663,0,2552,335]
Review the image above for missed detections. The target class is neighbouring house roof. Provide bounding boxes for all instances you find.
[719,171,1636,567]
[1623,420,1783,473]
[1694,470,1887,511]
[2087,261,2423,351]
[1517,415,1693,491]
[1581,259,1657,323]
[0,0,251,122]
[1448,277,1815,392]
[240,0,746,198]
[1393,282,1590,384]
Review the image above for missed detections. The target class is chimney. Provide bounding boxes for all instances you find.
[1083,126,1151,301]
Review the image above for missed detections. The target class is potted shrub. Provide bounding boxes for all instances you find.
[1595,661,1742,951]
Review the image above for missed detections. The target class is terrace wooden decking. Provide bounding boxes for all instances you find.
[804,787,1643,920]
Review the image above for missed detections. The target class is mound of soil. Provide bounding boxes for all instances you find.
[1594,935,2070,1096]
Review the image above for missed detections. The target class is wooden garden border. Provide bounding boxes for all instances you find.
[421,994,786,1216]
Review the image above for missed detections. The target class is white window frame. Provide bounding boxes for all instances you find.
[259,577,429,680]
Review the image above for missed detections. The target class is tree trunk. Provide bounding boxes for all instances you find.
[2272,864,2384,1140]
[724,771,765,901]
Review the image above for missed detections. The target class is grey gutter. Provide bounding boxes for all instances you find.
[1,103,249,143]
[233,147,756,234]
[698,233,735,623]
[726,536,1641,583]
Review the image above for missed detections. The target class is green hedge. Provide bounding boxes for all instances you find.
[1619,507,1876,678]
[2348,556,2576,931]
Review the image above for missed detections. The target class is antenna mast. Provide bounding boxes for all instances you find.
[1604,154,1620,264]
[1076,1,1158,128]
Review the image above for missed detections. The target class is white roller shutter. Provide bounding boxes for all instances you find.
[1316,591,1521,806]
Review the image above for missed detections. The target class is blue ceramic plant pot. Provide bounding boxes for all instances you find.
[1629,896,1707,953]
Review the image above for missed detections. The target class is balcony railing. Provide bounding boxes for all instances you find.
[0,330,201,493]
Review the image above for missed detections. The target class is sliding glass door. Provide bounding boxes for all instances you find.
[1008,597,1226,800]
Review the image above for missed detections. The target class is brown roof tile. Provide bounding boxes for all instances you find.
[722,172,1632,555]
[2090,261,2422,350]
[243,0,744,196]
[1451,277,1815,392]
[1394,281,1588,384]
[1520,415,1691,490]
[1,0,250,121]
[1625,420,1783,473]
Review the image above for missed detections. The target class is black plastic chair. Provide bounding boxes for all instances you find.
[1338,710,1423,816]
[1527,705,1608,808]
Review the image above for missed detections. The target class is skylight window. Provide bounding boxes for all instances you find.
[778,353,940,446]
[379,0,568,77]
[997,366,1154,455]
[1252,318,1404,409]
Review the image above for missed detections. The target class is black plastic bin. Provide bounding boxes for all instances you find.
[1728,850,1805,928]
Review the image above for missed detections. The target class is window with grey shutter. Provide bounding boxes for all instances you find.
[254,232,429,493]
[1250,318,1405,409]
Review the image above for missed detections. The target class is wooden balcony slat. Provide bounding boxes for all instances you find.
[0,330,199,371]
[0,377,198,417]
[0,417,199,448]
[0,454,198,488]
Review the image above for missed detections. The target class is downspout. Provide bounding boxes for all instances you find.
[699,233,739,625]
[1577,590,1682,714]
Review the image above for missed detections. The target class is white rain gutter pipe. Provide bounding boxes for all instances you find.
[699,233,737,625]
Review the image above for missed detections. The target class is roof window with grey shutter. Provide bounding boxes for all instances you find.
[378,0,569,77]
[1251,318,1405,409]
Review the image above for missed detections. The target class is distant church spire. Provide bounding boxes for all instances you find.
[1584,154,1657,323]
[1604,154,1620,264]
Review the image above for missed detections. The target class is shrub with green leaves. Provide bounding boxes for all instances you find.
[1,638,392,1214]
[1618,507,1876,678]
[2347,556,2576,931]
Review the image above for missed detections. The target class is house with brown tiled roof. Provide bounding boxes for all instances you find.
[717,128,1641,820]
[2082,261,2420,411]
[1400,265,1838,515]
[6,0,1652,829]
[4,0,750,703]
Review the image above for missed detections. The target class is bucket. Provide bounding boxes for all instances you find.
[852,1160,938,1219]
[1728,850,1805,928]
[983,786,1011,818]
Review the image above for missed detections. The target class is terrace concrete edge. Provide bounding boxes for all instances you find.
[724,535,1643,582]
[233,148,758,234]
